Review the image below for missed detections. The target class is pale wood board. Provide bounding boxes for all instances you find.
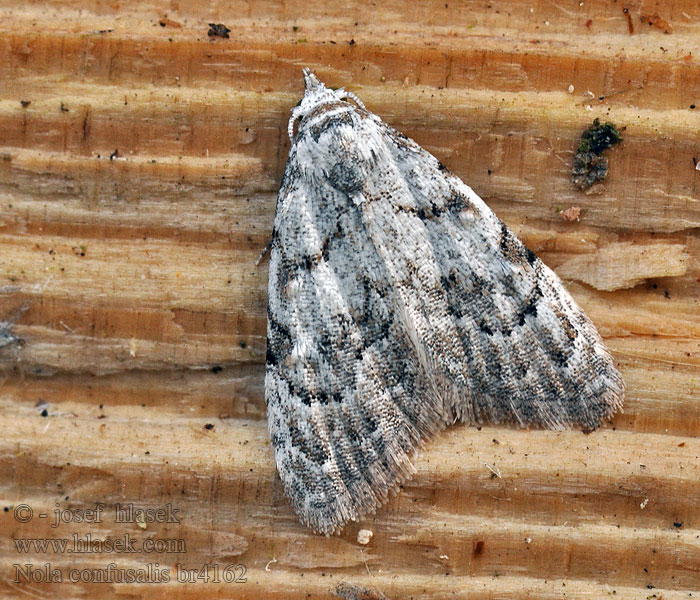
[0,1,699,598]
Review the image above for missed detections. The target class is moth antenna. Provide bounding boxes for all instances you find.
[341,91,365,110]
[288,112,300,141]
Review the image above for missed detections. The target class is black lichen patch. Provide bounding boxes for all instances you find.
[577,119,623,154]
[208,23,231,38]
[572,152,608,189]
[0,325,18,350]
[0,304,29,353]
[571,118,622,190]
[334,582,389,600]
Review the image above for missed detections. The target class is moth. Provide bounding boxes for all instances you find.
[265,69,624,535]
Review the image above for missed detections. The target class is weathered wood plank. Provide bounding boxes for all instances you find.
[1,1,699,598]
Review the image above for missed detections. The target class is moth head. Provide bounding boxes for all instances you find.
[288,68,366,140]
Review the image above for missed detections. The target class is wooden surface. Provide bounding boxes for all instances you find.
[1,1,699,598]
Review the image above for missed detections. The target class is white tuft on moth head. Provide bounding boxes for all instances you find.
[288,68,366,140]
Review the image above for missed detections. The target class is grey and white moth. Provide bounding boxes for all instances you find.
[265,69,624,535]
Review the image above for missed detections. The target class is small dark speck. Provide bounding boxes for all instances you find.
[20,100,31,108]
[40,409,48,417]
[99,404,103,409]
[145,451,150,455]
[204,423,214,430]
[652,283,658,289]
[109,149,119,160]
[487,169,492,175]
[3,507,9,512]
[674,521,683,528]
[211,365,223,374]
[348,38,355,45]
[691,105,696,109]
[208,23,231,38]
[664,289,670,299]
[492,438,500,444]
[473,540,485,557]
[239,340,247,349]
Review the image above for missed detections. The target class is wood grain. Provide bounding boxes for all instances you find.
[1,1,699,598]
